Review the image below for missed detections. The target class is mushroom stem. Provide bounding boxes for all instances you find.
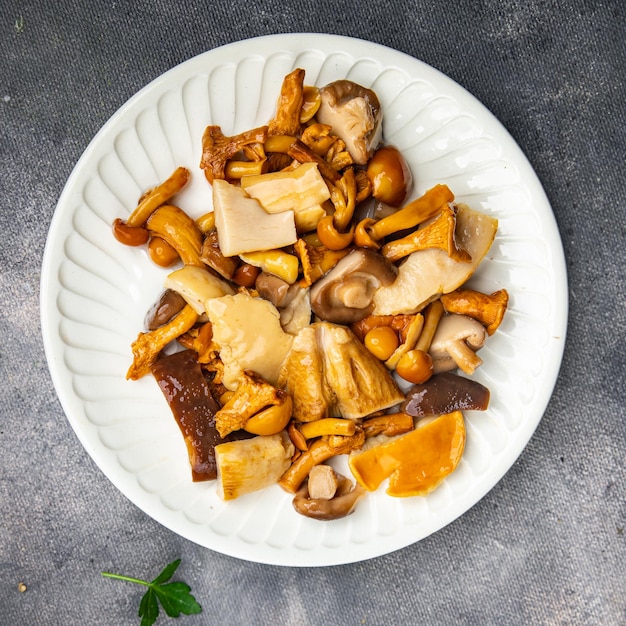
[126,166,190,228]
[381,205,471,263]
[278,429,365,493]
[415,300,445,352]
[442,339,483,375]
[367,184,454,242]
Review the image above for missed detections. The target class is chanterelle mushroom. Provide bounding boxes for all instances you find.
[316,80,383,165]
[428,313,487,375]
[310,249,397,324]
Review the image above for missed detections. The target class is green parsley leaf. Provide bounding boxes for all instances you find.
[102,559,202,626]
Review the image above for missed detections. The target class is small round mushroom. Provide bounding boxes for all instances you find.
[428,313,487,375]
[310,249,397,324]
[316,80,383,165]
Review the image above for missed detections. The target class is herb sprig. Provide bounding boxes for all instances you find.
[102,559,202,626]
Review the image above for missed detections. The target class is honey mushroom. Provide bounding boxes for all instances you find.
[355,183,455,249]
[278,428,366,493]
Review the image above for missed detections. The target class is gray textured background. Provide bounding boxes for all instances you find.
[2,1,625,624]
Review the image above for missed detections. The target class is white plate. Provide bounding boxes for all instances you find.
[41,34,568,566]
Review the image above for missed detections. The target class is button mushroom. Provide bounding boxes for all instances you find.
[310,249,397,324]
[316,80,383,165]
[428,313,487,375]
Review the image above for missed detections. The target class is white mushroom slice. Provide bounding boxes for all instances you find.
[279,286,312,335]
[428,314,487,375]
[206,292,293,390]
[240,162,330,214]
[212,179,297,256]
[164,265,235,314]
[215,433,294,501]
[373,203,498,315]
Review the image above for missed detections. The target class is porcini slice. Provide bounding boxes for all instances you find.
[402,372,490,418]
[216,433,294,500]
[348,411,465,497]
[373,203,498,315]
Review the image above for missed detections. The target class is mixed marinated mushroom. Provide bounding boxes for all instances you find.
[112,68,509,521]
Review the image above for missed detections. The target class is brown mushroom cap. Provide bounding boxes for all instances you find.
[316,80,383,165]
[310,249,397,324]
[255,272,292,308]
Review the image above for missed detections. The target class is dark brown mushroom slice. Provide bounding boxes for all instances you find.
[255,272,293,308]
[310,249,397,324]
[144,289,187,331]
[150,350,225,481]
[402,372,490,418]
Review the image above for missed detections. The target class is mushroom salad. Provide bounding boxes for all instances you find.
[112,69,509,521]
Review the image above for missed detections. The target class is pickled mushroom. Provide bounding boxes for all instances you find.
[150,350,224,481]
[310,249,397,324]
[372,203,498,315]
[428,314,487,375]
[348,410,466,497]
[278,322,404,422]
[402,372,490,418]
[292,469,365,520]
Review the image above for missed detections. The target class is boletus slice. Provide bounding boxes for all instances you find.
[401,372,490,418]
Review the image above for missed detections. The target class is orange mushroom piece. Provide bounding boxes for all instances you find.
[127,304,199,380]
[348,411,465,497]
[125,166,190,228]
[199,124,268,183]
[146,204,204,267]
[364,183,454,243]
[440,288,509,335]
[381,204,472,264]
[361,412,414,438]
[214,371,291,438]
[268,68,306,136]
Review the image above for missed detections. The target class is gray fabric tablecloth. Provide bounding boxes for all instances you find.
[2,1,624,624]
